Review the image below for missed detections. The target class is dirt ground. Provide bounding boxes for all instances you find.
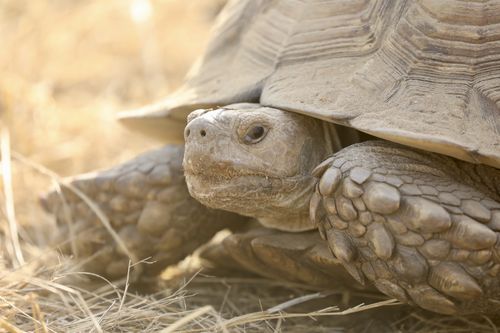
[1,0,500,332]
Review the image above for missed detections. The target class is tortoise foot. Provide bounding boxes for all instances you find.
[42,145,243,278]
[200,226,358,289]
[311,141,500,314]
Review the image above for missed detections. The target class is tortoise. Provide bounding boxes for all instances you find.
[43,0,500,315]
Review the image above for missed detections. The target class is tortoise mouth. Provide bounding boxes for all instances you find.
[184,170,278,217]
[184,170,315,224]
[184,168,280,197]
[184,168,311,207]
[184,165,278,182]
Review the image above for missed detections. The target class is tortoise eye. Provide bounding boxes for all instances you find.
[242,125,268,144]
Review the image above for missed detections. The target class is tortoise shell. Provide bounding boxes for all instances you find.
[120,0,500,168]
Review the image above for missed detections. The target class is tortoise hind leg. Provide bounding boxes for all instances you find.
[42,144,245,279]
[312,140,500,315]
[200,226,359,290]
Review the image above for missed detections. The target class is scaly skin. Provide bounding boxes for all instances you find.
[312,141,500,315]
[183,104,500,314]
[42,144,245,278]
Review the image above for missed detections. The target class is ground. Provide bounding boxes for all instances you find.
[1,0,499,332]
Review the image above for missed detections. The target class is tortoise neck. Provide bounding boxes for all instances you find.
[461,162,500,201]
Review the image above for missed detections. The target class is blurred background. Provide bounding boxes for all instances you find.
[1,0,225,245]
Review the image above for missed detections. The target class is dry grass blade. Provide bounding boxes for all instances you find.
[29,293,47,333]
[1,125,25,267]
[267,291,334,313]
[482,315,499,333]
[52,183,79,256]
[161,305,216,333]
[0,317,23,333]
[204,298,401,331]
[118,260,132,313]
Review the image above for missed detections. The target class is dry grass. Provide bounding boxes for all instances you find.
[1,0,500,332]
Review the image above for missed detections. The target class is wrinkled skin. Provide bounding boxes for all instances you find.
[184,103,328,231]
[184,103,500,315]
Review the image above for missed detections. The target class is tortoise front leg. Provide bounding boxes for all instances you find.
[42,145,245,279]
[311,140,500,315]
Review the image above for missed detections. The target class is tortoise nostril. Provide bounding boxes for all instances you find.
[200,130,207,137]
[186,129,191,137]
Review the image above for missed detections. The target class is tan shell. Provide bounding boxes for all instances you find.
[120,0,500,168]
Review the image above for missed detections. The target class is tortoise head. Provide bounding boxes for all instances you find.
[183,103,329,231]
